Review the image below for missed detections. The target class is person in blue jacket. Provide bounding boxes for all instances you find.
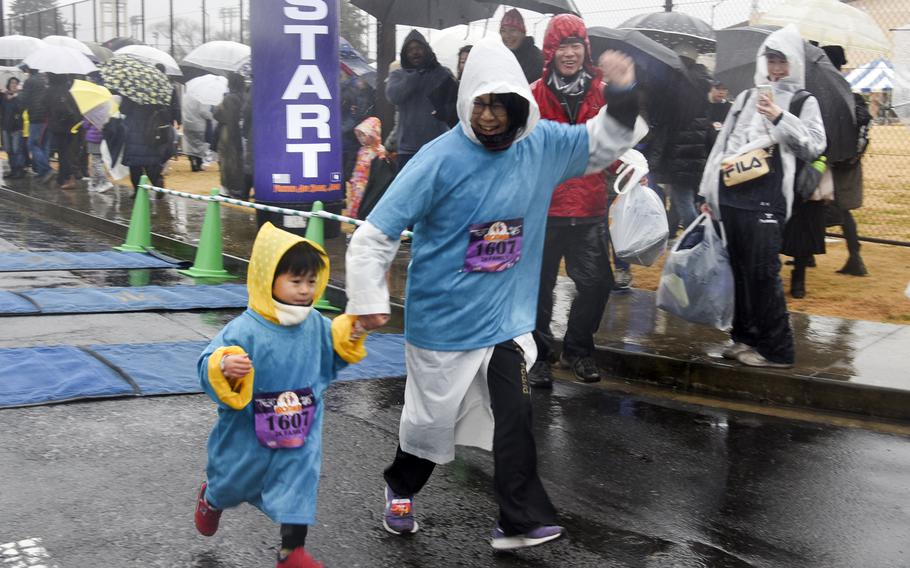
[346,36,644,551]
[194,222,367,568]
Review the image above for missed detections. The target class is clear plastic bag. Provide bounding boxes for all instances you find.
[656,213,735,331]
[608,159,669,266]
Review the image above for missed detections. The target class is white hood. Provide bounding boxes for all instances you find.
[754,24,806,93]
[456,36,540,146]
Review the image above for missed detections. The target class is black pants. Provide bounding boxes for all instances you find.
[55,131,79,184]
[841,209,862,257]
[721,206,795,364]
[129,164,163,191]
[188,155,203,171]
[533,221,613,362]
[383,340,557,536]
[279,523,307,549]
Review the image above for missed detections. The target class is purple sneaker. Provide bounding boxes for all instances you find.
[491,524,564,550]
[383,486,419,535]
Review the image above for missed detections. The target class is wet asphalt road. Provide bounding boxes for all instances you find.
[1,193,910,567]
[3,379,910,568]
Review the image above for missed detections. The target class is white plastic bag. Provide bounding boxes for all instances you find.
[101,140,130,181]
[656,213,734,330]
[608,159,669,266]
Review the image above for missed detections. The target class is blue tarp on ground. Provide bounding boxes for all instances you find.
[90,341,210,395]
[0,251,180,272]
[0,334,407,408]
[0,284,249,315]
[0,346,136,407]
[0,291,41,315]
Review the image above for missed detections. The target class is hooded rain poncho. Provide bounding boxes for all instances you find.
[699,25,826,220]
[346,36,645,463]
[198,223,365,525]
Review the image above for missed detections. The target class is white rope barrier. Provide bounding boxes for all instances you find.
[139,184,413,239]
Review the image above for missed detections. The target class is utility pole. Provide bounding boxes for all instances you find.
[665,0,673,12]
[375,19,396,139]
[1,0,5,37]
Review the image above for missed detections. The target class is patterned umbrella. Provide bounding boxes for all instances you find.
[99,55,172,106]
[619,11,716,54]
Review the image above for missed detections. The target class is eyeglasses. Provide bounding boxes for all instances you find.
[472,100,508,117]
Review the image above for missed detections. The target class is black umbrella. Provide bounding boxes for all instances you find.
[477,0,578,15]
[350,0,497,29]
[618,12,716,54]
[715,26,857,162]
[714,26,778,96]
[588,26,687,85]
[102,37,144,52]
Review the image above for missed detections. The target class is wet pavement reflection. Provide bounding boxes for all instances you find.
[2,378,909,567]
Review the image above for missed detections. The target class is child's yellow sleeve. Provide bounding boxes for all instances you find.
[207,346,254,410]
[331,314,368,364]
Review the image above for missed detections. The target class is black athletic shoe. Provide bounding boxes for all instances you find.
[528,361,552,389]
[562,355,601,383]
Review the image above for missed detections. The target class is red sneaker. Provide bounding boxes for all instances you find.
[276,547,325,568]
[194,481,222,536]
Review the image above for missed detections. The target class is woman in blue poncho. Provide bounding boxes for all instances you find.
[345,36,645,551]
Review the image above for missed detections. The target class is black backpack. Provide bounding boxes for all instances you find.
[146,107,176,162]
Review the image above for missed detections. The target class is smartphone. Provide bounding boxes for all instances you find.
[757,84,773,102]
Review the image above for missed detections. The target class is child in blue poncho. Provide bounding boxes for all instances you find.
[194,222,367,568]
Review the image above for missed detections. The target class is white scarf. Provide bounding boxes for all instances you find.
[273,300,313,326]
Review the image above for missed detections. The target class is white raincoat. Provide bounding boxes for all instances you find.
[699,25,826,220]
[346,37,644,464]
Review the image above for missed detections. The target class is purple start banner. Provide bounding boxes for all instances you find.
[251,0,342,204]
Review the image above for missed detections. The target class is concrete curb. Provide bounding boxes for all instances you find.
[589,345,910,422]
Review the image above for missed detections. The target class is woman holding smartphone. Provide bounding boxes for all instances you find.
[698,25,826,368]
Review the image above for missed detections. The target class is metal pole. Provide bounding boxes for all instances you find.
[375,19,396,139]
[202,0,206,43]
[37,10,42,38]
[115,0,119,38]
[0,0,5,37]
[169,0,174,56]
[73,4,77,37]
[238,0,243,43]
[93,0,97,42]
[141,0,146,42]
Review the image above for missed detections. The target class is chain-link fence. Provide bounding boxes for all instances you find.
[3,0,249,60]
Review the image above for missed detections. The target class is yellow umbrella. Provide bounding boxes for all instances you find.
[69,79,119,129]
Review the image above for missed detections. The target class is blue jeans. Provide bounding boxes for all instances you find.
[2,130,26,173]
[28,122,51,175]
[670,183,698,235]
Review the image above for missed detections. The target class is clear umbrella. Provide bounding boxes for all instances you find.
[0,35,44,60]
[115,45,182,77]
[350,0,497,29]
[892,27,910,129]
[753,0,890,54]
[22,44,97,75]
[619,11,716,54]
[185,74,228,106]
[43,35,95,57]
[182,41,250,74]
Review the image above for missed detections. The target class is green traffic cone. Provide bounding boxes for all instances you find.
[305,201,340,312]
[114,175,153,252]
[178,188,233,279]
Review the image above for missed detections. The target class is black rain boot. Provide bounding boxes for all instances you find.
[837,254,868,276]
[791,263,806,299]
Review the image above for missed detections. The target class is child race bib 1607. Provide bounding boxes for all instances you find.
[463,218,523,273]
[253,388,316,449]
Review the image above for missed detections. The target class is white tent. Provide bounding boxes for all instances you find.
[846,58,893,93]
